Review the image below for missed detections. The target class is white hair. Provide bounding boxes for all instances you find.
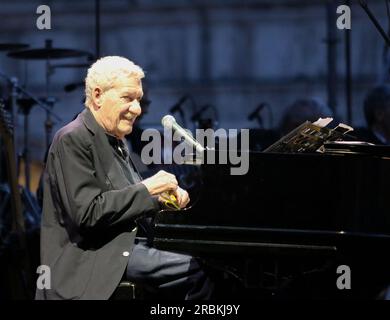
[84,56,145,107]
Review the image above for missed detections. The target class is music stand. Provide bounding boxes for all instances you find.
[264,120,353,154]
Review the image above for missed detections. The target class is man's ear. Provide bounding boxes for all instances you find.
[91,87,103,110]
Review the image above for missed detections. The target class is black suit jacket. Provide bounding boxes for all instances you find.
[36,108,159,300]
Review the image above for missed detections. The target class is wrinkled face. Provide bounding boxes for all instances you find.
[96,76,143,138]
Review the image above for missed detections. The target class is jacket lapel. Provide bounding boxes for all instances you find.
[81,109,130,189]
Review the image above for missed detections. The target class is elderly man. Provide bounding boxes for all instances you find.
[36,56,213,300]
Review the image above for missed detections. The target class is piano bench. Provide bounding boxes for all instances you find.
[111,281,139,300]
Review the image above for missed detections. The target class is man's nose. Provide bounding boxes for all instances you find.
[129,101,142,116]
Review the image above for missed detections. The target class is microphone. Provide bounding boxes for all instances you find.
[190,104,210,122]
[248,103,266,121]
[161,115,205,154]
[169,95,188,114]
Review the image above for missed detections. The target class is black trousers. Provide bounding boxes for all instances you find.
[125,241,214,300]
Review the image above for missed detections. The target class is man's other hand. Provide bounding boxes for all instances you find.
[173,186,190,209]
[141,170,178,195]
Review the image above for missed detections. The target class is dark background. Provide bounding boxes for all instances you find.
[1,1,388,167]
[1,0,390,300]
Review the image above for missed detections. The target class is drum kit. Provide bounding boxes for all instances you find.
[0,37,95,298]
[0,40,94,232]
[0,39,93,194]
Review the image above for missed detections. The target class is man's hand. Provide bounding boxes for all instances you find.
[157,187,190,210]
[141,170,190,209]
[141,170,178,196]
[173,186,190,209]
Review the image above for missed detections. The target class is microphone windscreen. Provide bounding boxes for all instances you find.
[161,115,176,128]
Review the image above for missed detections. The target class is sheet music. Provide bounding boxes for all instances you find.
[312,117,333,127]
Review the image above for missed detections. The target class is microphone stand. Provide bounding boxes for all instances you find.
[170,96,189,128]
[190,105,210,123]
[188,95,199,132]
[18,98,36,192]
[0,71,62,188]
[0,72,62,123]
[248,105,264,129]
[9,77,19,149]
[359,0,390,47]
[178,107,186,129]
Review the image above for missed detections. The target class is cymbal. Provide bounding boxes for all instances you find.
[52,63,90,69]
[0,43,29,51]
[7,48,92,60]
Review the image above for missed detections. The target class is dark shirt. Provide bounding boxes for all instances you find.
[106,134,140,183]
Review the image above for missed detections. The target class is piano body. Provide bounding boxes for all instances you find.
[152,144,390,299]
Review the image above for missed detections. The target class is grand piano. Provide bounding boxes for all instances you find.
[151,123,390,299]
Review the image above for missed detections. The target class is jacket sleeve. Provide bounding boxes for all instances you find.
[49,132,159,234]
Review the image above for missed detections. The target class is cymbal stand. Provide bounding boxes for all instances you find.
[9,76,19,152]
[17,98,36,192]
[44,97,55,151]
[0,71,61,120]
[44,39,55,150]
[0,71,62,180]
